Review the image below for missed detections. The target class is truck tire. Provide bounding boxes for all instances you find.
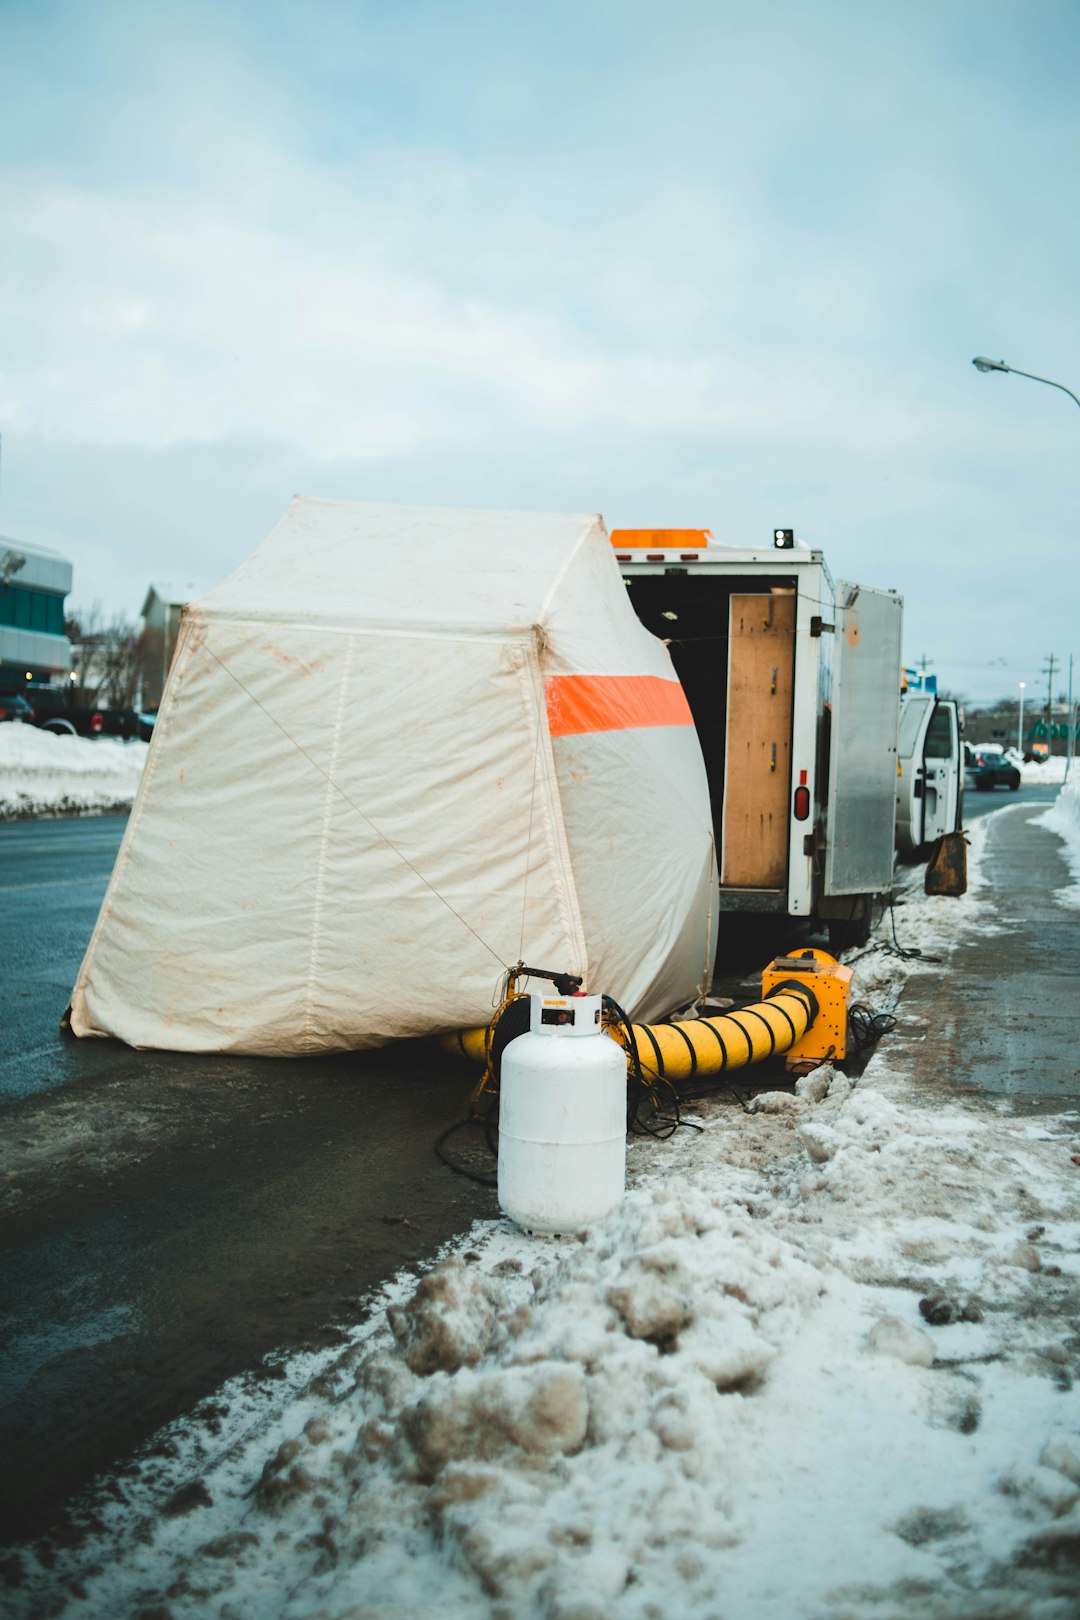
[44,719,77,737]
[827,896,872,953]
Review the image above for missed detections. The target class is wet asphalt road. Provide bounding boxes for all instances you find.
[961,777,1061,824]
[890,793,1080,1111]
[1,815,125,1103]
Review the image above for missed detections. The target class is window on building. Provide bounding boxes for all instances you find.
[0,587,65,636]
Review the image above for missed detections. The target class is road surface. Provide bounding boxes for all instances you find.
[961,778,1060,823]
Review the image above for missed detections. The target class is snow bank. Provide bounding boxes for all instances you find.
[16,1074,1080,1618]
[1034,780,1080,908]
[0,724,147,818]
[1019,755,1071,784]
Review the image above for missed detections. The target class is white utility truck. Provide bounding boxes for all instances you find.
[613,527,903,951]
[895,690,964,856]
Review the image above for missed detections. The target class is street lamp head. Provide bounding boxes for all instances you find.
[973,356,1009,373]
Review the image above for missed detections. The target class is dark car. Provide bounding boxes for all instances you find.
[9,684,142,739]
[0,693,35,724]
[964,743,1021,792]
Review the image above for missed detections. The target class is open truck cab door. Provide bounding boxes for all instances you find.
[895,695,963,856]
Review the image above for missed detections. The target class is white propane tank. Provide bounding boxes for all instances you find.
[498,991,627,1235]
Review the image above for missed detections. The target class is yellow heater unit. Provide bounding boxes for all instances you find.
[761,949,852,1067]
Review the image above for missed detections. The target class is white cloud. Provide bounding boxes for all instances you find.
[0,0,1077,698]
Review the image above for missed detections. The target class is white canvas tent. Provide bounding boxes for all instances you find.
[70,500,717,1055]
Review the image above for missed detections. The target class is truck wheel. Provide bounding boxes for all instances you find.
[44,719,77,736]
[827,898,872,953]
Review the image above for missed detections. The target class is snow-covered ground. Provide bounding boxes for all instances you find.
[1036,780,1080,910]
[8,796,1080,1618]
[0,724,147,818]
[1019,755,1071,784]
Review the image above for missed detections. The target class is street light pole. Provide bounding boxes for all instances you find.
[1018,681,1026,757]
[972,357,1080,411]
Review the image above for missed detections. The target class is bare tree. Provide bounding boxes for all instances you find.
[65,604,147,708]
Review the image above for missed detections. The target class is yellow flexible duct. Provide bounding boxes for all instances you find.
[438,979,819,1081]
[440,1026,489,1064]
[625,985,816,1081]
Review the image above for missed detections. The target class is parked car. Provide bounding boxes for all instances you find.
[964,743,1021,792]
[0,693,35,724]
[10,684,142,740]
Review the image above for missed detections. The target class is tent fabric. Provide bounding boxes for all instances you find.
[70,499,717,1055]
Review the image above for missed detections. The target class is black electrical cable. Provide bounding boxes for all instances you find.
[434,1116,498,1187]
[674,1074,755,1113]
[603,994,688,1140]
[884,895,942,963]
[846,1002,899,1056]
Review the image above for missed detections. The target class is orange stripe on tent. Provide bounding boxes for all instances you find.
[545,674,694,737]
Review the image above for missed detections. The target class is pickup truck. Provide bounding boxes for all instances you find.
[2,685,143,741]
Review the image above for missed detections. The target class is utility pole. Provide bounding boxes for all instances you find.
[1066,654,1075,785]
[1043,654,1058,755]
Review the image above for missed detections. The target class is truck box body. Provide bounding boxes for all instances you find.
[613,533,903,940]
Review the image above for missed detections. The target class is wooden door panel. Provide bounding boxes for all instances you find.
[721,592,795,887]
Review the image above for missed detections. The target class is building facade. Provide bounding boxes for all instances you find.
[0,536,73,688]
[140,584,190,710]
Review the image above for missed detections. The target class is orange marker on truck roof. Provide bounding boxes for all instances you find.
[609,529,712,550]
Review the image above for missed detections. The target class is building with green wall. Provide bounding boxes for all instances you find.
[0,536,73,688]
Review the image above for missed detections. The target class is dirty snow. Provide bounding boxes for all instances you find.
[7,797,1080,1618]
[0,724,147,818]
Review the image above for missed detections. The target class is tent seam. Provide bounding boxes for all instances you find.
[536,513,604,628]
[303,632,354,1046]
[182,615,557,642]
[517,640,588,979]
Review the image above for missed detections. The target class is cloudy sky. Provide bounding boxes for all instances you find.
[2,0,1077,705]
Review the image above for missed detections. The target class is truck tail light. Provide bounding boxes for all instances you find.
[793,785,810,821]
[91,712,103,733]
[646,553,665,561]
[680,553,699,561]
